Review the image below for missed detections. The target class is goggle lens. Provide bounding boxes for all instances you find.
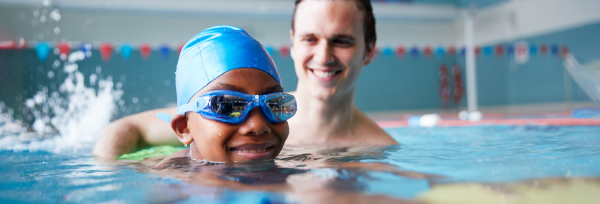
[265,95,297,122]
[209,95,248,118]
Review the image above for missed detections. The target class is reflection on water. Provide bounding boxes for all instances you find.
[1,125,600,203]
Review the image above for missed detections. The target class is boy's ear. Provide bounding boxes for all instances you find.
[171,114,192,145]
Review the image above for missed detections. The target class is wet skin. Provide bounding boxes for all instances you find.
[168,68,289,163]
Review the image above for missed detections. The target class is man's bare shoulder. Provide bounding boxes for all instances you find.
[354,110,399,145]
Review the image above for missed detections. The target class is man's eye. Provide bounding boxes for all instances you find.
[333,39,353,47]
[303,38,317,43]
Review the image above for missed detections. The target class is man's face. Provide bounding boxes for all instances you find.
[291,0,373,101]
[185,68,289,163]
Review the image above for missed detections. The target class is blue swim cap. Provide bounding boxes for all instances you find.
[176,25,281,106]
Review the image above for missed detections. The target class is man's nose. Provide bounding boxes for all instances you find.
[238,107,271,136]
[313,41,335,65]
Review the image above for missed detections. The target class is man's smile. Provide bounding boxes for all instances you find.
[309,68,343,81]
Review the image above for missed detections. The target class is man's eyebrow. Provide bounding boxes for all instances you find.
[331,34,356,41]
[265,85,284,94]
[211,82,246,93]
[298,33,316,38]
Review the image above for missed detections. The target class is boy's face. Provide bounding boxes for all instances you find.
[178,68,288,163]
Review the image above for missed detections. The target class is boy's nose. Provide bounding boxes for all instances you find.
[238,107,271,136]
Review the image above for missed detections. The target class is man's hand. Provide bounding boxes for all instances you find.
[93,107,180,158]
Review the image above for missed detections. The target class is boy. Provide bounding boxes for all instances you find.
[157,25,296,163]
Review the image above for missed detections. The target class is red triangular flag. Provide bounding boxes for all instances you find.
[140,44,151,59]
[99,43,113,61]
[178,44,184,55]
[560,45,569,58]
[495,45,504,57]
[396,46,405,58]
[539,44,548,55]
[58,42,71,60]
[474,46,481,56]
[280,46,289,58]
[423,45,433,57]
[447,45,457,55]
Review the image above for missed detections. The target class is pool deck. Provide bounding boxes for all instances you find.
[367,101,600,128]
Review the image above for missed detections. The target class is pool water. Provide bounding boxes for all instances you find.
[1,125,600,203]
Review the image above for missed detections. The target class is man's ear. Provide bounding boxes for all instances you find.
[289,29,295,59]
[171,114,192,145]
[363,42,376,66]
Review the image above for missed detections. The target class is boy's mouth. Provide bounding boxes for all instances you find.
[229,143,276,160]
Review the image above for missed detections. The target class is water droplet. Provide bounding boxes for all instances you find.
[42,0,51,7]
[54,27,60,34]
[50,9,60,21]
[47,71,54,78]
[40,16,46,23]
[143,98,150,104]
[33,10,39,17]
[132,97,139,104]
[89,74,97,85]
[254,58,257,60]
[52,60,60,69]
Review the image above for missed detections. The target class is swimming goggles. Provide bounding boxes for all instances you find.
[159,90,297,124]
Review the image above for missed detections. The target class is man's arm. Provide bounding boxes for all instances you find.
[93,107,180,158]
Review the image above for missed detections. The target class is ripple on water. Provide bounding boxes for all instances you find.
[0,125,599,203]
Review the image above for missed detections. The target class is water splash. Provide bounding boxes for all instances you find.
[0,51,123,153]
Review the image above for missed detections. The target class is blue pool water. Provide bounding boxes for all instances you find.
[1,125,600,203]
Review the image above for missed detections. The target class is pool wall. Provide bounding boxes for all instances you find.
[1,21,599,121]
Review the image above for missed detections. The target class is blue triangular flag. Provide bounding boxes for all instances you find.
[383,47,393,57]
[35,43,51,61]
[506,45,514,56]
[483,46,493,56]
[410,46,419,57]
[551,44,559,56]
[121,45,133,60]
[435,46,444,58]
[79,43,92,59]
[159,45,170,59]
[529,44,538,55]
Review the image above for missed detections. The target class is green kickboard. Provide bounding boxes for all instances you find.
[118,145,186,161]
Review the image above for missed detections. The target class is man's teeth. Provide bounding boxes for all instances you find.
[313,70,337,78]
[232,149,267,153]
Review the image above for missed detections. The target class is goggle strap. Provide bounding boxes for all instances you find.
[156,112,173,123]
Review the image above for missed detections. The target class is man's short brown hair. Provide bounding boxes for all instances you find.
[291,0,377,50]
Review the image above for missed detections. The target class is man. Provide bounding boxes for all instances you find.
[93,0,397,158]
